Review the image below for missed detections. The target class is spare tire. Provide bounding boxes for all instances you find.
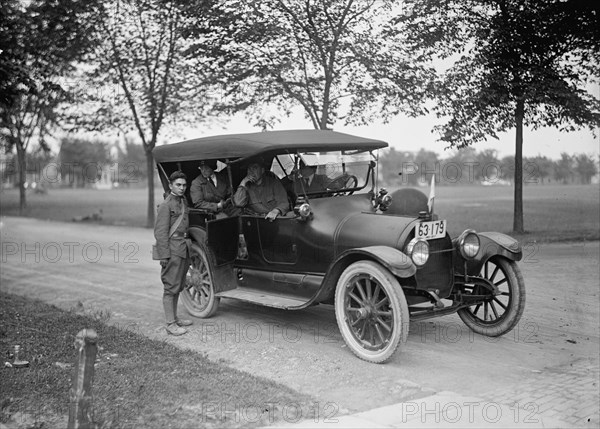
[386,188,428,216]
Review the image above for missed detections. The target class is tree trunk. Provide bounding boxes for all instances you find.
[146,150,155,228]
[16,142,26,215]
[513,99,524,233]
[319,99,329,130]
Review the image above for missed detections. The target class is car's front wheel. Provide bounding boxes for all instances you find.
[335,261,409,363]
[457,256,525,336]
[181,243,220,318]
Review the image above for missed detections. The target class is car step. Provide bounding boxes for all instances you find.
[216,288,310,310]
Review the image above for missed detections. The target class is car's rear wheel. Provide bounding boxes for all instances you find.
[335,261,409,363]
[181,243,220,318]
[458,256,525,336]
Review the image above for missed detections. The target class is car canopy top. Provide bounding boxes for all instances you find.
[152,129,388,163]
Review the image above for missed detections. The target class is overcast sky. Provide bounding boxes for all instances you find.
[186,106,599,161]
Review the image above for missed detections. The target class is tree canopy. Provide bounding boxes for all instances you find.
[180,0,433,130]
[0,0,103,213]
[394,0,600,232]
[71,0,217,226]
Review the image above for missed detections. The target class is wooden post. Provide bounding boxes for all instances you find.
[68,329,98,429]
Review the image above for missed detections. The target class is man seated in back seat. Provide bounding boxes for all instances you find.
[233,157,290,221]
[190,160,238,217]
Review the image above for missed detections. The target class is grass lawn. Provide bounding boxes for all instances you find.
[0,292,315,428]
[1,183,598,242]
[0,187,165,228]
[432,184,600,242]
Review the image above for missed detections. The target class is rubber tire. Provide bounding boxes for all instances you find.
[180,243,220,318]
[334,261,409,363]
[458,256,525,337]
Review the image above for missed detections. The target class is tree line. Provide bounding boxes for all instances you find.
[2,138,596,189]
[1,0,598,232]
[379,147,599,187]
[1,137,147,189]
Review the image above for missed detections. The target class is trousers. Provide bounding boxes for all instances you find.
[161,254,189,324]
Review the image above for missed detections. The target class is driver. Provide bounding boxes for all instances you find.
[233,157,289,221]
[294,161,328,194]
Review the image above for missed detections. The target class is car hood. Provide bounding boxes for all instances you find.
[307,194,418,257]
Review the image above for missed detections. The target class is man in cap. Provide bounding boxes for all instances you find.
[190,159,235,216]
[154,170,193,336]
[233,157,289,221]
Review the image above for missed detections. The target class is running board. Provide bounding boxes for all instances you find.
[409,303,463,321]
[216,288,310,310]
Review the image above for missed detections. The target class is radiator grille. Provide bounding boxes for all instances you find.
[414,234,454,296]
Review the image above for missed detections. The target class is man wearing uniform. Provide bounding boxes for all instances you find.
[233,158,289,221]
[190,160,236,216]
[154,171,193,336]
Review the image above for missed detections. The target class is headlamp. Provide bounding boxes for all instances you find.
[458,229,480,259]
[406,238,429,267]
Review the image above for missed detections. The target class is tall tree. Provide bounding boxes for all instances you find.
[378,147,415,187]
[76,0,215,227]
[444,147,478,184]
[116,140,148,185]
[526,155,554,184]
[414,148,439,185]
[500,155,515,183]
[395,0,600,233]
[475,149,501,183]
[0,0,101,213]
[57,137,111,188]
[554,153,574,184]
[575,153,598,184]
[182,0,432,130]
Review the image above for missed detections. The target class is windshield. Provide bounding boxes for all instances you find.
[271,149,375,197]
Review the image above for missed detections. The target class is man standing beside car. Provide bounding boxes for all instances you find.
[154,171,193,336]
[233,158,289,221]
[190,160,236,217]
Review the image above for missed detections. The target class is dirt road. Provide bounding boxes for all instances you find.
[1,216,598,424]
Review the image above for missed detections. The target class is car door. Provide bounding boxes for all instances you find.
[239,215,299,267]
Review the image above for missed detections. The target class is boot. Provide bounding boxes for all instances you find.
[163,294,176,325]
[172,293,192,327]
[166,322,187,336]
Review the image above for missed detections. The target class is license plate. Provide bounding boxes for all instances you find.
[415,220,447,240]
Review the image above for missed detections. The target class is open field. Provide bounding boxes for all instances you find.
[433,184,600,242]
[1,184,598,242]
[0,186,165,228]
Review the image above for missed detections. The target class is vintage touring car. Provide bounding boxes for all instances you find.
[153,130,525,363]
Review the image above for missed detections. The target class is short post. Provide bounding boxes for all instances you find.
[68,329,98,429]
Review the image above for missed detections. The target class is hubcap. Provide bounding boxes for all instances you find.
[466,260,511,324]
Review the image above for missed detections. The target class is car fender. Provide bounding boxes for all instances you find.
[455,231,522,274]
[333,246,416,279]
[312,245,416,304]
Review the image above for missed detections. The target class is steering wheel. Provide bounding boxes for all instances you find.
[327,174,359,196]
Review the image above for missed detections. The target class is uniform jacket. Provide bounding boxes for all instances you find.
[190,171,231,212]
[154,193,189,259]
[233,171,290,215]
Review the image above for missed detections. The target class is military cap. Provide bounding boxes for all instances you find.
[198,160,218,170]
